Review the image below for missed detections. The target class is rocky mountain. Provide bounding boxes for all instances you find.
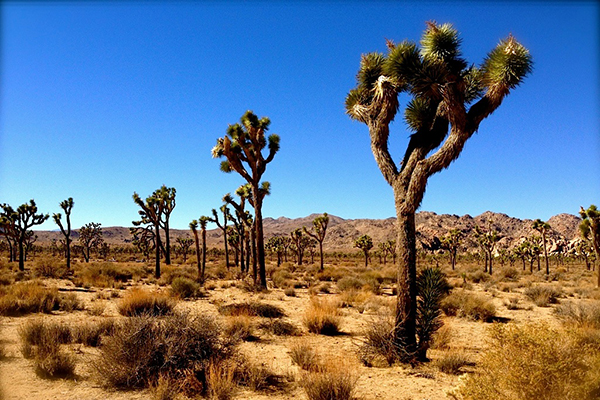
[32,211,582,254]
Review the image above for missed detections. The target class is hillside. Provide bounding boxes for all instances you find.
[32,211,582,253]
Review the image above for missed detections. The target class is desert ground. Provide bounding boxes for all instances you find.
[1,251,599,400]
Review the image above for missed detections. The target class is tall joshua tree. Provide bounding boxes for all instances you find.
[345,21,532,359]
[303,213,329,271]
[133,187,172,279]
[53,198,74,270]
[79,222,104,262]
[354,234,374,267]
[1,200,49,271]
[580,205,600,286]
[532,219,551,275]
[210,204,231,268]
[190,220,201,279]
[0,204,18,262]
[441,229,462,270]
[212,110,280,289]
[156,186,176,265]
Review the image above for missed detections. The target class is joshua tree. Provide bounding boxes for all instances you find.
[212,110,280,289]
[474,222,500,274]
[266,235,285,267]
[189,221,201,279]
[354,234,374,267]
[513,241,529,270]
[155,186,176,265]
[133,188,171,278]
[0,204,18,262]
[198,216,210,282]
[345,21,532,359]
[580,205,600,286]
[78,222,104,263]
[290,228,309,266]
[0,201,49,270]
[53,197,74,270]
[176,237,194,263]
[210,204,231,268]
[130,225,155,259]
[223,188,251,274]
[440,229,462,270]
[532,219,551,275]
[303,213,329,271]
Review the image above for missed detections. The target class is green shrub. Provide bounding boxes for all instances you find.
[336,276,364,292]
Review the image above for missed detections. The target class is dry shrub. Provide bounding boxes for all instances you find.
[218,301,285,319]
[151,373,182,400]
[75,262,133,288]
[59,292,84,312]
[234,358,283,392]
[223,316,256,342]
[316,267,347,282]
[117,288,176,317]
[524,285,561,307]
[459,323,600,400]
[19,319,75,378]
[206,360,237,400]
[299,358,359,400]
[170,277,204,299]
[434,349,470,375]
[303,297,342,335]
[95,313,236,392]
[468,270,490,283]
[284,288,296,297]
[259,319,300,336]
[358,313,398,367]
[499,267,520,282]
[440,290,496,322]
[289,339,320,371]
[337,276,364,292]
[272,269,294,288]
[0,281,61,316]
[159,265,196,286]
[554,301,600,329]
[33,257,69,278]
[72,319,117,347]
[430,324,453,350]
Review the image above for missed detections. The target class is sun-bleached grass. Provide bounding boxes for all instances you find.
[299,358,359,400]
[0,281,78,316]
[303,297,342,335]
[117,287,176,316]
[459,322,600,400]
[440,290,496,322]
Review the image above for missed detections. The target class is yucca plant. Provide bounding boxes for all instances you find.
[346,21,532,361]
[415,267,449,360]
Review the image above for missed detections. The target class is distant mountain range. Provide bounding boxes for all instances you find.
[33,211,582,253]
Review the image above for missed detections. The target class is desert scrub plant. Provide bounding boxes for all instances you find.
[0,281,70,316]
[33,257,68,278]
[440,290,496,322]
[72,319,117,347]
[299,358,359,400]
[206,359,237,400]
[223,315,257,342]
[554,301,600,329]
[218,301,285,319]
[336,276,365,292]
[458,323,600,400]
[259,319,300,336]
[289,339,321,371]
[170,276,204,299]
[19,319,75,378]
[434,349,470,375]
[95,312,237,392]
[303,297,342,335]
[524,285,561,307]
[117,287,176,316]
[358,313,399,367]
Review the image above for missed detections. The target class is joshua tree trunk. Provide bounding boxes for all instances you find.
[253,193,267,288]
[154,222,161,279]
[201,226,207,283]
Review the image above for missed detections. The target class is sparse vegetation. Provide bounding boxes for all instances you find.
[303,297,342,335]
[117,287,176,316]
[440,290,496,321]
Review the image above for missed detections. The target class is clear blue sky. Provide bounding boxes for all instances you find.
[1,1,598,230]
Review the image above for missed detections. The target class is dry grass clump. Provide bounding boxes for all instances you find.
[554,301,600,329]
[430,324,453,350]
[19,319,75,378]
[170,277,204,299]
[218,301,285,319]
[440,290,496,322]
[95,312,236,392]
[524,285,561,307]
[206,360,237,400]
[259,319,300,336]
[498,267,520,282]
[33,257,69,278]
[299,358,359,400]
[150,373,182,400]
[284,287,296,297]
[117,287,176,316]
[336,276,365,292]
[72,319,117,347]
[434,349,470,375]
[459,323,600,400]
[0,281,76,316]
[289,339,320,371]
[303,297,342,335]
[234,357,284,392]
[468,270,491,283]
[74,262,133,288]
[358,313,398,367]
[223,315,257,342]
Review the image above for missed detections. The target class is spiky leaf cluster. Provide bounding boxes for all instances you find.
[416,267,449,351]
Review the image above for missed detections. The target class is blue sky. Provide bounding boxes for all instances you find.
[1,1,598,230]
